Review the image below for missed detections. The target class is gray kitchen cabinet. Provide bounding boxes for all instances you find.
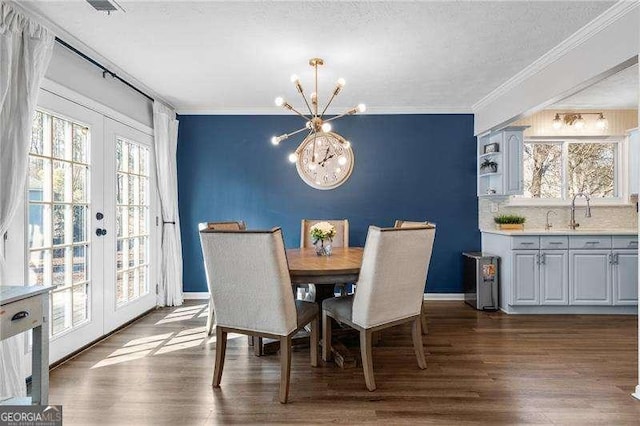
[540,250,569,305]
[512,250,540,305]
[612,249,638,305]
[569,250,612,305]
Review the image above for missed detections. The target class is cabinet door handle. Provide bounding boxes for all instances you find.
[608,253,613,264]
[539,253,545,265]
[520,242,534,245]
[548,242,563,245]
[11,311,30,321]
[585,241,599,245]
[614,253,619,265]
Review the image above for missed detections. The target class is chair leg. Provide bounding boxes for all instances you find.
[412,317,427,370]
[206,300,215,336]
[253,337,263,357]
[420,302,428,335]
[279,335,292,404]
[322,311,332,362]
[360,329,376,391]
[212,327,228,387]
[310,317,319,367]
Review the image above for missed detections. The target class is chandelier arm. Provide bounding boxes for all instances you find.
[300,92,315,117]
[285,103,311,122]
[321,92,338,117]
[314,62,319,117]
[286,126,312,139]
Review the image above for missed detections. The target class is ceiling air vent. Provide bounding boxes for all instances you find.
[86,0,125,14]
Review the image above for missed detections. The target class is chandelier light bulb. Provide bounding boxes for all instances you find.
[596,113,608,130]
[337,78,346,87]
[288,153,298,163]
[338,155,347,166]
[321,122,332,132]
[271,136,280,146]
[574,114,585,130]
[552,113,563,130]
[274,97,284,107]
[357,103,366,113]
[310,92,317,102]
[290,74,299,83]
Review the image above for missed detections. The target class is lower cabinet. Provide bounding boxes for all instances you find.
[540,251,569,305]
[489,233,639,310]
[513,250,568,306]
[613,250,639,305]
[569,250,612,305]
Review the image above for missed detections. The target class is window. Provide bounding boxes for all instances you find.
[28,110,91,336]
[115,137,151,307]
[521,140,619,201]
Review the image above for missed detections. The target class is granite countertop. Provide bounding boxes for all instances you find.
[481,229,638,236]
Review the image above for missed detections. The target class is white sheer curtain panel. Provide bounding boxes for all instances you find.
[0,1,54,399]
[153,101,183,307]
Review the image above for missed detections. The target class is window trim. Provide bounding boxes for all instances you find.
[510,137,629,207]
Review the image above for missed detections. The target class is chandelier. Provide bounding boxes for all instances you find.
[551,112,608,130]
[270,57,365,163]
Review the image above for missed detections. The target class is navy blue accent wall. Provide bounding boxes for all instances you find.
[177,114,479,293]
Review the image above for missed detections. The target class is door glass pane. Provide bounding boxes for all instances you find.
[568,143,616,198]
[28,110,91,337]
[116,138,151,307]
[522,143,562,198]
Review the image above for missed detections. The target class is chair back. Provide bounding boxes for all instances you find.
[199,228,297,336]
[352,225,436,329]
[300,219,349,248]
[198,221,246,231]
[394,219,436,228]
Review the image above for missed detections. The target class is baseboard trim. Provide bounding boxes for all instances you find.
[183,292,210,300]
[184,291,464,301]
[633,385,640,401]
[423,293,464,301]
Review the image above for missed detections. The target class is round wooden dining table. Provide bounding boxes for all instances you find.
[287,247,364,286]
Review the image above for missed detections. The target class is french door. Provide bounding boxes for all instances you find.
[27,90,157,363]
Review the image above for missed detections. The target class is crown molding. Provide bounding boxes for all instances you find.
[8,0,174,109]
[472,0,639,112]
[176,105,473,115]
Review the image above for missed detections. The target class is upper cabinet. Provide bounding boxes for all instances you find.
[477,126,527,197]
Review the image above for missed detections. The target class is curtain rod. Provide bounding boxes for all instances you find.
[54,36,155,103]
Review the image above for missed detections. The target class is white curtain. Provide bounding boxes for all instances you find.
[0,2,54,398]
[153,101,183,307]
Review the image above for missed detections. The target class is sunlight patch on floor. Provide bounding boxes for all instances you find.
[92,304,243,369]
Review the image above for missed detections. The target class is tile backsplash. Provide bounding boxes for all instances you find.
[479,198,638,231]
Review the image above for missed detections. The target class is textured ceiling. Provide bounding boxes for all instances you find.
[22,1,616,113]
[552,64,639,110]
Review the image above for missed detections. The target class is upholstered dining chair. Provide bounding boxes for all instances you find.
[299,219,350,300]
[198,221,246,336]
[199,227,319,404]
[394,220,436,334]
[322,225,436,391]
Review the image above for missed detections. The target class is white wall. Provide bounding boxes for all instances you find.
[45,43,153,128]
[474,4,639,135]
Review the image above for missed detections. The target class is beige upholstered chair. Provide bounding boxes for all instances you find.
[199,227,319,404]
[198,221,246,336]
[300,219,350,299]
[322,225,436,391]
[394,220,436,334]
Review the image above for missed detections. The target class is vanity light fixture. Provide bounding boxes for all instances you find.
[550,112,608,131]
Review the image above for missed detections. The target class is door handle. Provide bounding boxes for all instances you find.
[539,253,545,265]
[96,228,107,237]
[614,253,619,265]
[96,212,104,220]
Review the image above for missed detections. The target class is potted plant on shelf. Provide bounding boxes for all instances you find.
[494,214,526,231]
[480,158,498,174]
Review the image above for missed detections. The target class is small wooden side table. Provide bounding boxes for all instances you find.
[0,285,52,405]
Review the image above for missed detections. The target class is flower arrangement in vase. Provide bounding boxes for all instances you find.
[310,222,336,256]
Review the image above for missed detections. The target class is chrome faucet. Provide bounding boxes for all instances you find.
[569,192,591,230]
[545,210,557,231]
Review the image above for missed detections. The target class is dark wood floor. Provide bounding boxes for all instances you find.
[48,301,640,425]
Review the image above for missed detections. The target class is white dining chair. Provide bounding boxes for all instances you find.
[394,219,437,334]
[197,221,246,336]
[322,225,436,391]
[199,227,319,404]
